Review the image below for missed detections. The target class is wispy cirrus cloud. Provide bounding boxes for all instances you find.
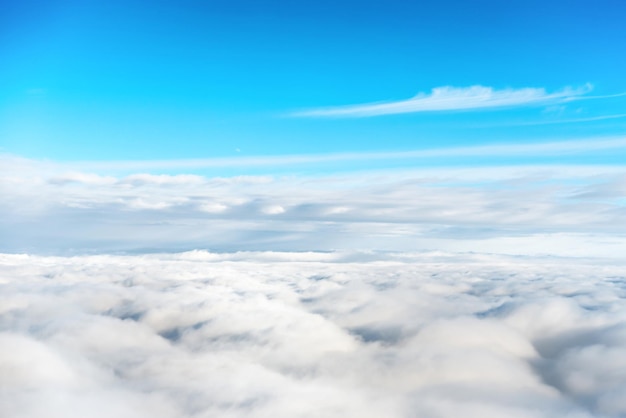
[292,84,594,117]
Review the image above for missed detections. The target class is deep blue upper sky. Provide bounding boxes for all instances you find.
[1,0,625,166]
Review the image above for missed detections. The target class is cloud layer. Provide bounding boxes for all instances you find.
[2,251,626,417]
[293,84,593,117]
[1,153,626,256]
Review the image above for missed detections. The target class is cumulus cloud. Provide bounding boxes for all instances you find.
[292,84,593,117]
[1,251,626,417]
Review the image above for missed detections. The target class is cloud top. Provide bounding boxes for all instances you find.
[293,84,593,117]
[2,251,626,417]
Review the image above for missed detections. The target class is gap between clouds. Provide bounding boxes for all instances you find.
[291,84,598,118]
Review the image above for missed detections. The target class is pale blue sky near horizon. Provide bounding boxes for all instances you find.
[2,0,626,171]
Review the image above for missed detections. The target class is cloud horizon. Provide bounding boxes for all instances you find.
[2,152,626,257]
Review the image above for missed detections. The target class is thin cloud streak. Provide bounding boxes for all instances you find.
[57,136,626,169]
[2,136,624,173]
[292,84,593,118]
[504,113,626,127]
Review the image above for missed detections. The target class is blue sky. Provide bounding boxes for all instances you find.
[2,0,626,169]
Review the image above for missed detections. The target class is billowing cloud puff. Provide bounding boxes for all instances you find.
[1,251,625,417]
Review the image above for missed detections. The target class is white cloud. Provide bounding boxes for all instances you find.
[262,205,286,215]
[48,172,117,186]
[292,84,593,117]
[1,251,625,416]
[120,174,207,186]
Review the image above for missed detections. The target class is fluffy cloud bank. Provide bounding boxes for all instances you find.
[1,251,626,417]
